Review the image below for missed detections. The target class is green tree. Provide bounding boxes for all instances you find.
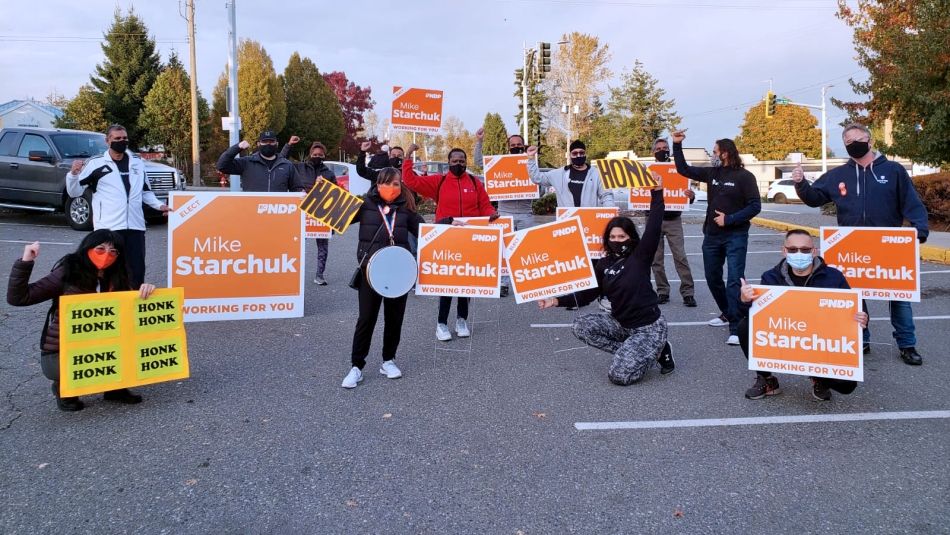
[513,68,547,149]
[139,59,210,182]
[544,33,612,142]
[235,39,286,144]
[836,0,950,165]
[604,61,680,155]
[735,102,822,160]
[279,52,345,159]
[90,8,162,148]
[481,112,509,158]
[54,85,109,132]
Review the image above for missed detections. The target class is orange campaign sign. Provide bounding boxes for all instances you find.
[748,286,863,381]
[482,154,539,201]
[556,207,619,259]
[504,217,597,304]
[391,86,443,134]
[416,224,503,298]
[305,217,331,239]
[820,227,920,302]
[455,216,514,276]
[629,163,691,211]
[168,192,305,322]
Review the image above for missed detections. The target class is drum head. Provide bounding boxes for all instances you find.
[366,246,418,298]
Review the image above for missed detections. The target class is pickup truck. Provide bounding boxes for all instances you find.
[0,127,183,230]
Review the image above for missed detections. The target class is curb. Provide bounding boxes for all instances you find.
[751,217,950,266]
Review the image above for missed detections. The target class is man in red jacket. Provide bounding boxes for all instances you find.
[403,144,499,342]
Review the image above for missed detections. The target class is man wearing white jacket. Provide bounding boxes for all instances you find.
[66,124,169,288]
[525,140,614,208]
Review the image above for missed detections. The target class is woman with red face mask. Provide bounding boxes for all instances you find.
[7,229,158,412]
[342,168,425,389]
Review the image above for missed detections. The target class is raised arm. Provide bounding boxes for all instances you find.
[525,146,554,188]
[401,145,441,200]
[633,189,665,262]
[792,164,832,207]
[216,141,249,175]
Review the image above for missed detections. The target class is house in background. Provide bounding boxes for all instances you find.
[0,100,64,129]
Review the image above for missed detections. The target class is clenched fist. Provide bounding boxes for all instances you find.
[360,141,372,152]
[22,241,39,262]
[70,160,85,175]
[238,140,251,150]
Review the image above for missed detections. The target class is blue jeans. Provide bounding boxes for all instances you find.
[702,230,749,335]
[863,300,916,348]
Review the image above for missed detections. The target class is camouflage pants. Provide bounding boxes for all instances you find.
[573,313,668,385]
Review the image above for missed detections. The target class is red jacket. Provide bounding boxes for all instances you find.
[401,159,496,221]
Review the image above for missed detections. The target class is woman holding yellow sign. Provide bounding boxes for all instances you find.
[6,230,158,412]
[537,177,674,385]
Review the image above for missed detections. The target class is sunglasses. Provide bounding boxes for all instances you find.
[784,247,814,254]
[93,245,120,257]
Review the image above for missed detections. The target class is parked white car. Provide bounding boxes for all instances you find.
[767,178,813,203]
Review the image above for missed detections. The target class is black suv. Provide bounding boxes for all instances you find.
[0,127,183,230]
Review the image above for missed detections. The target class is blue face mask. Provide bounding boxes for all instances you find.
[786,252,813,271]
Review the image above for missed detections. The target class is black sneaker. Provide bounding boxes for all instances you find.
[103,388,143,404]
[500,285,509,297]
[683,296,697,308]
[899,347,922,366]
[810,378,832,401]
[745,375,781,400]
[52,382,84,412]
[657,341,675,375]
[657,294,670,305]
[863,343,871,354]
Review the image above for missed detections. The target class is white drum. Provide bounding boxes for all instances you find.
[366,246,418,298]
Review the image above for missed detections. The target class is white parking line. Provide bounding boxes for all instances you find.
[531,315,950,329]
[574,410,950,431]
[0,239,74,246]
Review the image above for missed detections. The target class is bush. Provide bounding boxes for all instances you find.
[532,193,557,215]
[914,172,950,228]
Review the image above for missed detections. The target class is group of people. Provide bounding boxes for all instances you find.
[6,121,930,409]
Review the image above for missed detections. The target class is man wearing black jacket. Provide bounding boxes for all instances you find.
[672,129,761,346]
[356,141,405,182]
[281,136,337,285]
[216,130,301,192]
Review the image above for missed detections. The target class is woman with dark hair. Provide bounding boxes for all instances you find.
[343,167,425,389]
[537,180,674,385]
[7,229,157,411]
[671,129,761,347]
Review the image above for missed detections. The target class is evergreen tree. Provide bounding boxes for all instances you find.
[55,85,109,133]
[236,39,286,144]
[279,52,345,158]
[482,112,509,158]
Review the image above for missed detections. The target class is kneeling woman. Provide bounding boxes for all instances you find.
[7,230,157,411]
[343,167,425,389]
[538,182,674,385]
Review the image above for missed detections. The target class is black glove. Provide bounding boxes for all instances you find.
[919,235,927,244]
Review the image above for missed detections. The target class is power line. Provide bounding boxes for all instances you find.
[496,0,831,10]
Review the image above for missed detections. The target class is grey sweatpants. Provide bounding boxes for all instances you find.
[314,238,329,277]
[572,313,668,385]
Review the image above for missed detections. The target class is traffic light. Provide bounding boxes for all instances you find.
[765,91,777,119]
[537,42,551,80]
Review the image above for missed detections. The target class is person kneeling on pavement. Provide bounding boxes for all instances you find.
[737,229,869,401]
[537,179,674,385]
[7,231,158,412]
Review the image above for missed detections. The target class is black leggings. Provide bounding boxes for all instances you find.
[116,229,146,289]
[350,274,408,369]
[438,296,468,324]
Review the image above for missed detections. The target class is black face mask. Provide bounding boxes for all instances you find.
[310,157,324,167]
[654,150,670,162]
[509,147,526,154]
[259,144,277,158]
[607,239,633,256]
[449,164,466,176]
[389,157,403,168]
[110,140,128,154]
[846,141,870,159]
[571,155,587,167]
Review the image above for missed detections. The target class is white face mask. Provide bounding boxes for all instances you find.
[786,252,813,270]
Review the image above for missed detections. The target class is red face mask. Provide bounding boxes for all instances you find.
[87,248,117,270]
[378,184,401,203]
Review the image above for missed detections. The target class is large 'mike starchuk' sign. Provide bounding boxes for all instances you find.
[503,217,598,304]
[390,87,443,134]
[820,227,920,302]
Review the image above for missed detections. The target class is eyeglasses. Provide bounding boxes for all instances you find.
[93,245,120,257]
[570,151,586,157]
[784,246,813,254]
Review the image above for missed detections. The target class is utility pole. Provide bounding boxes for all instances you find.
[781,85,833,175]
[225,0,241,191]
[186,0,201,187]
[521,42,533,141]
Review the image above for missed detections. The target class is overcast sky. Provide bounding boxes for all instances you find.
[0,0,865,156]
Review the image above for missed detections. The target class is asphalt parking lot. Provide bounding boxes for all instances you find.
[1,207,948,534]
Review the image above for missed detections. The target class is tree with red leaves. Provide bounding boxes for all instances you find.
[322,71,375,159]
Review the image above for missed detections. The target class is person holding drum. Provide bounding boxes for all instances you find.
[343,167,424,389]
[402,145,499,342]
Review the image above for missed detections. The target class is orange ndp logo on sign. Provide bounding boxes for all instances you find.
[820,226,920,302]
[749,286,863,381]
[629,163,690,211]
[416,224,503,298]
[168,192,305,322]
[482,154,539,201]
[556,207,619,259]
[391,86,443,134]
[305,217,331,239]
[504,217,597,304]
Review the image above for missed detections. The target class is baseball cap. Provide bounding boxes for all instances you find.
[258,130,278,142]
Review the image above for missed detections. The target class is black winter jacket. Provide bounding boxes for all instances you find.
[353,188,424,263]
[216,144,301,192]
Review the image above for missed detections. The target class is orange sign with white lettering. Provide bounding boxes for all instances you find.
[168,192,305,322]
[820,226,920,302]
[629,163,690,211]
[504,217,597,304]
[748,286,863,381]
[391,86,443,133]
[305,217,331,239]
[556,207,619,259]
[416,224,502,298]
[456,216,514,276]
[482,154,539,201]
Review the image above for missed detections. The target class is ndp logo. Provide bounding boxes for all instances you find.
[819,298,855,309]
[257,204,298,215]
[882,235,912,244]
[595,213,614,219]
[425,92,442,99]
[553,226,578,237]
[472,234,498,243]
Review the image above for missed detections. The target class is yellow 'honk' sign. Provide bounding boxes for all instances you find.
[593,158,657,190]
[58,288,189,397]
[300,179,364,234]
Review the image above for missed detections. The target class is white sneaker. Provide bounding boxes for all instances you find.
[436,323,452,341]
[727,335,740,346]
[379,360,402,379]
[598,297,612,312]
[708,314,729,327]
[341,366,363,389]
[455,318,471,338]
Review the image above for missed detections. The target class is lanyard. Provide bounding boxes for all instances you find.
[377,205,397,245]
